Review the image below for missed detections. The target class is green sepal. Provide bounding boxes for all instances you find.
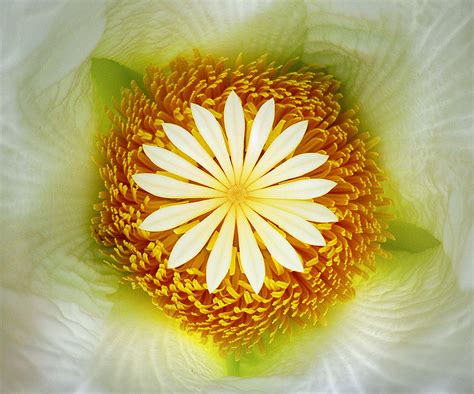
[90,58,145,131]
[384,220,440,253]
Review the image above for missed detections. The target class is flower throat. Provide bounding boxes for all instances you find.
[92,53,390,357]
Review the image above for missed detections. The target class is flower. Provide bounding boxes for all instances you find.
[1,0,472,392]
[131,92,337,294]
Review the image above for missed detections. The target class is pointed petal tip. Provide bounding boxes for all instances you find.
[314,239,326,247]
[228,90,239,100]
[293,262,305,272]
[166,254,184,269]
[137,221,149,232]
[131,173,143,184]
[327,180,337,191]
[161,122,174,129]
[206,281,218,294]
[249,279,264,294]
[142,144,156,158]
[311,152,330,171]
[190,102,205,114]
[260,97,275,111]
[327,211,338,223]
[139,213,169,232]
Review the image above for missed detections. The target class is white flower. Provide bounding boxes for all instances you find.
[1,0,472,392]
[132,92,336,293]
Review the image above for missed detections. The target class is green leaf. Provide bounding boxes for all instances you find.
[384,220,440,253]
[90,58,144,130]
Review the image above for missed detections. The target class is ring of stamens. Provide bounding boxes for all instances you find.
[92,53,390,357]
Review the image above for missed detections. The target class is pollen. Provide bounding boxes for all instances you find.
[92,52,391,357]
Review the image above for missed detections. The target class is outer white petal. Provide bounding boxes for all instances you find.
[303,0,473,287]
[78,286,226,393]
[92,1,308,71]
[203,247,473,392]
[0,3,116,391]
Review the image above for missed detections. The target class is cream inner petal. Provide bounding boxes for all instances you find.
[142,145,227,191]
[247,153,328,191]
[224,91,245,180]
[242,205,303,272]
[246,200,326,246]
[245,120,308,185]
[206,207,236,293]
[162,123,230,187]
[249,178,336,199]
[240,99,275,183]
[135,93,337,293]
[167,204,231,269]
[132,173,224,199]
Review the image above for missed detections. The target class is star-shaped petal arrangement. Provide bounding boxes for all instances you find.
[132,92,338,294]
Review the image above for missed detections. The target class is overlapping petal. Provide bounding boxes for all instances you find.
[135,92,336,293]
[1,0,472,392]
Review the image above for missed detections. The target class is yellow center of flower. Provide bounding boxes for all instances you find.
[227,184,247,204]
[92,53,390,358]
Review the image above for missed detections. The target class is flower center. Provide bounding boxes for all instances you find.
[92,52,390,358]
[226,183,247,205]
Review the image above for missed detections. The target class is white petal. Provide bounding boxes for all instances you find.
[140,199,225,232]
[246,120,308,185]
[167,204,230,269]
[241,99,275,182]
[132,173,223,199]
[162,123,230,187]
[249,179,336,199]
[93,1,308,72]
[142,145,226,191]
[303,0,473,286]
[224,91,245,179]
[242,206,303,272]
[191,103,234,182]
[1,0,310,391]
[261,199,338,223]
[78,282,226,393]
[211,247,471,392]
[246,200,326,246]
[236,207,265,294]
[248,153,328,191]
[206,208,236,293]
